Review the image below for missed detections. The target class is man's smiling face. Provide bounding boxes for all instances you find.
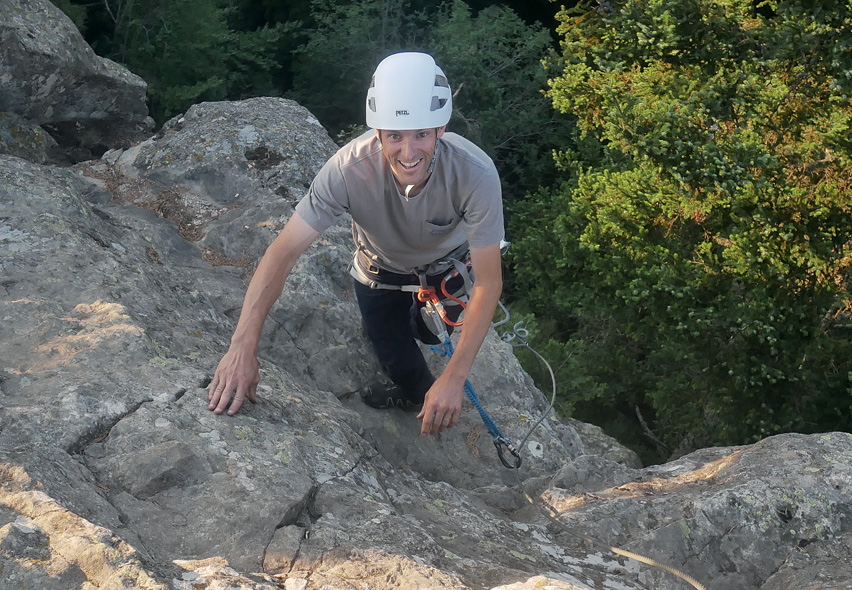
[377,127,445,196]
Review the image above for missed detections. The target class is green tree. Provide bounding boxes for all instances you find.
[288,0,430,136]
[510,0,852,457]
[430,0,573,195]
[224,0,315,93]
[56,0,288,123]
[50,0,87,30]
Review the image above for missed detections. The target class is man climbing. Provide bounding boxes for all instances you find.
[207,52,504,436]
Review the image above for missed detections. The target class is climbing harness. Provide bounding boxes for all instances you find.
[349,245,473,301]
[349,244,475,342]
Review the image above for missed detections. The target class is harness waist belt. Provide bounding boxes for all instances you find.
[349,249,475,306]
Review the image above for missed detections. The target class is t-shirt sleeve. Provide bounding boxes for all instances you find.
[461,163,504,249]
[294,156,350,234]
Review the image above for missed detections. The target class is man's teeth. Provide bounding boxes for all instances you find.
[400,159,421,169]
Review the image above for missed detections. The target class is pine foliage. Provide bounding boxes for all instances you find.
[510,0,852,457]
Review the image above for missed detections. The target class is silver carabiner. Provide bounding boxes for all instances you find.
[494,437,522,469]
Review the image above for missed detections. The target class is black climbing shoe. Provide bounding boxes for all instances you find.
[360,382,423,412]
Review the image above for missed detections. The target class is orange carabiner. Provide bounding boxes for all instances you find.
[418,285,464,328]
[416,286,438,303]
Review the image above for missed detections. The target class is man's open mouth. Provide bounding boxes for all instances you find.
[399,158,422,170]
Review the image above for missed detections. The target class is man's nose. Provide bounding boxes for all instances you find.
[400,137,417,159]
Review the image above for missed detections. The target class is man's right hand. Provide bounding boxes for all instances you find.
[205,212,320,417]
[208,345,260,416]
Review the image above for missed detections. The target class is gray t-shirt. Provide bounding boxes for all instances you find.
[295,130,503,273]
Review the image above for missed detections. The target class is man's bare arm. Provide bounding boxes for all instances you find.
[418,241,503,435]
[208,213,320,415]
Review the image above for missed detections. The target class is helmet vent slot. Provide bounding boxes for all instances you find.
[431,97,448,111]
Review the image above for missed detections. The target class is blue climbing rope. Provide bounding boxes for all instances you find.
[431,334,521,469]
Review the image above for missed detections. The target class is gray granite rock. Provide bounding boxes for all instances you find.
[2,7,852,587]
[4,108,852,589]
[0,111,57,163]
[0,0,152,162]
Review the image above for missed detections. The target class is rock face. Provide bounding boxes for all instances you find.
[0,0,152,163]
[2,2,852,589]
[0,111,57,164]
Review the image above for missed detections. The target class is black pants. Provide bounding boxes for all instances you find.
[354,268,465,402]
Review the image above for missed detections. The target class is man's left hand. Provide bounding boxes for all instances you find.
[417,374,463,435]
[415,241,503,437]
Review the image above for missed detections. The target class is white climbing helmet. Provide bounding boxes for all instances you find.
[366,52,452,130]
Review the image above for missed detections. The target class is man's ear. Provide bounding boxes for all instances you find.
[375,129,382,143]
[436,126,446,139]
